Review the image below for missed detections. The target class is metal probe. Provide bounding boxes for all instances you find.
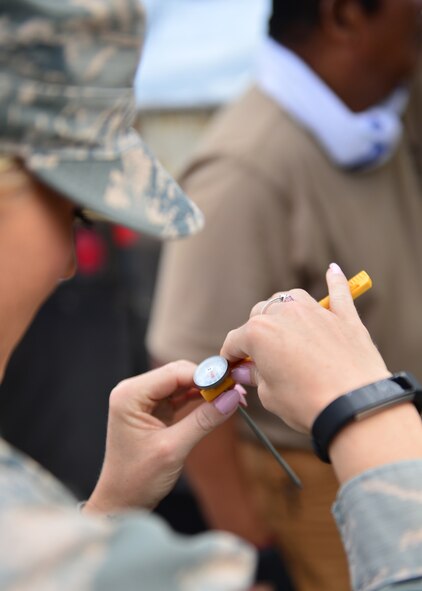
[237,406,302,489]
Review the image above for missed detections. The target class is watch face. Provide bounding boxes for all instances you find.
[193,355,229,389]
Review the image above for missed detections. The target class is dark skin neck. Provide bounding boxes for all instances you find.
[283,37,390,112]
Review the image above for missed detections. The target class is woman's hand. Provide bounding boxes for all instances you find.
[85,360,241,514]
[221,264,390,434]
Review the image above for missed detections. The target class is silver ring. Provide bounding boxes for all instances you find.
[261,293,294,314]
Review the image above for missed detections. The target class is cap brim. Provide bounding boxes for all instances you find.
[27,135,204,240]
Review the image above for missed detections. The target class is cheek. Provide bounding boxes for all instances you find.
[395,9,422,72]
[61,234,77,280]
[51,225,76,281]
[366,7,422,83]
[34,217,76,286]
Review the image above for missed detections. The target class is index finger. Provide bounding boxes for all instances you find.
[220,322,255,365]
[325,263,362,321]
[111,360,197,413]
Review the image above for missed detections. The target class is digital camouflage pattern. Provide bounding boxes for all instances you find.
[0,437,255,590]
[333,460,422,591]
[1,431,422,590]
[0,0,204,239]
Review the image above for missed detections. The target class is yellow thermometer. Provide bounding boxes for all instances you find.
[194,271,372,403]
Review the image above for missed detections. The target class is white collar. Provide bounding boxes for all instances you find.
[255,37,408,170]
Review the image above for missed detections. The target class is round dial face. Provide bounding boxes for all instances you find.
[193,355,229,389]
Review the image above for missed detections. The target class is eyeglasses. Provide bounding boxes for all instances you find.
[73,207,111,228]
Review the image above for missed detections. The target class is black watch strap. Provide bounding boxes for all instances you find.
[311,372,422,463]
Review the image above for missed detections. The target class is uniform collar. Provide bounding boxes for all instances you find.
[255,37,408,171]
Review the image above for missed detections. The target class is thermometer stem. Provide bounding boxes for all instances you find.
[237,406,302,489]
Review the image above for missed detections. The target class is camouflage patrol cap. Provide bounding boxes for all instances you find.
[0,0,204,239]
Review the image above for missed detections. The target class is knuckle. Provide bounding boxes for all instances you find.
[250,301,265,318]
[164,360,180,374]
[245,315,261,338]
[290,288,308,299]
[346,314,365,333]
[330,289,349,301]
[165,359,194,376]
[246,315,271,342]
[194,406,216,434]
[155,437,177,466]
[225,328,238,343]
[257,386,275,413]
[109,379,129,408]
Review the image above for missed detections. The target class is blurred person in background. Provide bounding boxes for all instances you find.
[147,1,422,590]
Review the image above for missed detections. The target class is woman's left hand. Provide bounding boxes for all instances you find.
[85,360,241,513]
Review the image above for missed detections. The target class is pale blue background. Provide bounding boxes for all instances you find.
[135,0,271,109]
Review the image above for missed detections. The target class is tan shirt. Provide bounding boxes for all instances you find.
[147,84,422,448]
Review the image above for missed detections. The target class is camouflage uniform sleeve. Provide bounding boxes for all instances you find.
[2,503,255,591]
[332,460,422,591]
[92,512,256,591]
[0,438,256,590]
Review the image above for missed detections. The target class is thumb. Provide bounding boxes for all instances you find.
[168,388,241,457]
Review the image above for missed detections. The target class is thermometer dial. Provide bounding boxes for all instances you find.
[193,355,230,390]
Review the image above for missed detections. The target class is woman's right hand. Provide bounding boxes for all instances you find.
[221,263,390,434]
[84,360,242,514]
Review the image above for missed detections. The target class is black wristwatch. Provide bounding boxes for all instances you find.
[311,372,422,463]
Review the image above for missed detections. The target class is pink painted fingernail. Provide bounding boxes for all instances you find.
[329,262,344,275]
[234,383,248,407]
[231,365,252,384]
[213,389,240,415]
